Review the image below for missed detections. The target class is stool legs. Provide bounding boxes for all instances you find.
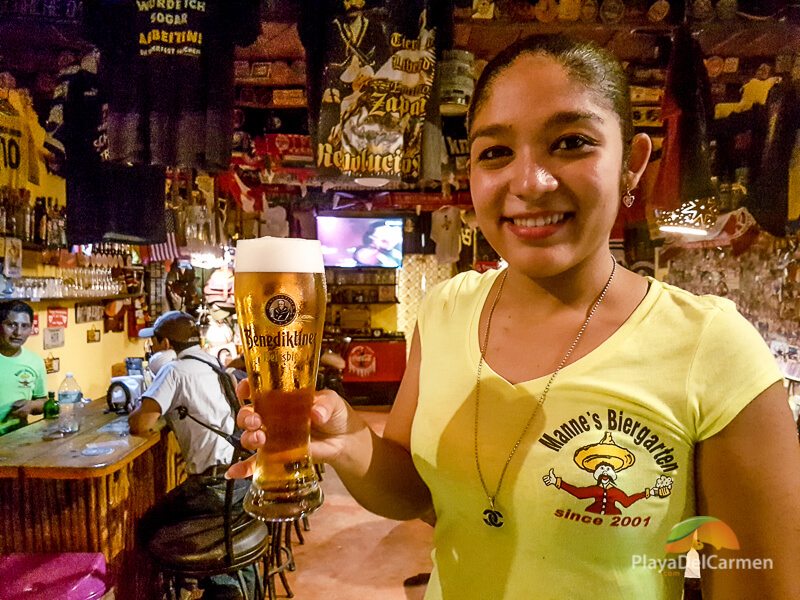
[266,523,294,600]
[261,515,316,599]
[234,569,249,600]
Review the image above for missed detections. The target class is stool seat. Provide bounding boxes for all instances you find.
[147,512,270,577]
[1,552,108,600]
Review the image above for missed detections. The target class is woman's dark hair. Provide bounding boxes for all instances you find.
[468,34,634,164]
[0,300,34,323]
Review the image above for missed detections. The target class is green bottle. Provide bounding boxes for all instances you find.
[43,391,59,419]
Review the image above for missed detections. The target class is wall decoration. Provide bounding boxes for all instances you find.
[44,354,61,374]
[3,237,21,278]
[86,327,101,343]
[313,0,438,184]
[47,306,69,328]
[43,327,65,350]
[75,302,105,323]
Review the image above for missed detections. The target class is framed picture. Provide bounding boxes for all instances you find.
[43,327,65,349]
[44,354,60,374]
[75,302,104,323]
[251,61,271,78]
[3,237,22,278]
[86,327,101,343]
[233,60,250,78]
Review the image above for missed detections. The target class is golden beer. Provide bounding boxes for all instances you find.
[235,237,326,521]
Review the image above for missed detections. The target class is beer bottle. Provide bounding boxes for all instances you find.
[43,391,59,419]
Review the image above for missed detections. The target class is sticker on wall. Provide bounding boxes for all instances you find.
[86,327,101,343]
[43,327,65,350]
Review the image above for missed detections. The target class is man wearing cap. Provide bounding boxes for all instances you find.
[129,310,254,598]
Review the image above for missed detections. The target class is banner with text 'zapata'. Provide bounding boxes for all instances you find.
[301,0,439,185]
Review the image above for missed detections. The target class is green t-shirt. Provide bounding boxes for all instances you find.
[0,347,47,434]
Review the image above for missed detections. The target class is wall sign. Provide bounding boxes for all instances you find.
[47,307,69,329]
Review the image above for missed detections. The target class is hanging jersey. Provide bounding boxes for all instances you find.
[430,205,461,264]
[0,93,37,188]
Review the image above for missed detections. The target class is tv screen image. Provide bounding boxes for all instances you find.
[316,216,404,268]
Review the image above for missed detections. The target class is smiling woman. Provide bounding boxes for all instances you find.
[0,300,47,435]
[227,33,800,600]
[466,36,650,282]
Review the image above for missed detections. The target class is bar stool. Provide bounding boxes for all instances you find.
[2,552,111,599]
[145,456,271,600]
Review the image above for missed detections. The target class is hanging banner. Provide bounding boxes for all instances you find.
[315,1,438,184]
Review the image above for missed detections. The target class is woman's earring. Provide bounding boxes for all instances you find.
[622,188,635,208]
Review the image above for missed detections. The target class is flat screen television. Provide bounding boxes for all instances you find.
[316,215,404,268]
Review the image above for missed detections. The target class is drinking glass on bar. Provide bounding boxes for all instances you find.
[234,236,327,521]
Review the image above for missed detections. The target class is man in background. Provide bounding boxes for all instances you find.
[0,300,47,435]
[128,310,253,599]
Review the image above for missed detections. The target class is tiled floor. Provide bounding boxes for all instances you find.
[281,407,434,600]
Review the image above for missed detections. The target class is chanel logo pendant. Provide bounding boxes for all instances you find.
[483,508,504,527]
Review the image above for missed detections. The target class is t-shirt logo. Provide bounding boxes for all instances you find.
[542,431,674,516]
[14,367,36,389]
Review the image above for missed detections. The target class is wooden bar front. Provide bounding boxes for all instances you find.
[0,400,184,599]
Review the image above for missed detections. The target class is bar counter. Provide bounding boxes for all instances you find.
[0,399,184,599]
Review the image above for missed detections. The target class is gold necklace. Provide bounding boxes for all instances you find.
[474,257,617,527]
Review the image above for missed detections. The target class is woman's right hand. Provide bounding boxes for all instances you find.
[225,379,365,480]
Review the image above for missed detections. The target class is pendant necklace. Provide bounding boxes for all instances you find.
[474,257,617,528]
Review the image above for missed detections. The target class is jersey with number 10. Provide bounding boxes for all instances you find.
[0,93,38,188]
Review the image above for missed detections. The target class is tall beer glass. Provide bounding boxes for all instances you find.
[235,236,326,521]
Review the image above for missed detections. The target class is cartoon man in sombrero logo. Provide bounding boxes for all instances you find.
[543,432,673,515]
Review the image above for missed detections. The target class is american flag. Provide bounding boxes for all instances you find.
[141,208,186,264]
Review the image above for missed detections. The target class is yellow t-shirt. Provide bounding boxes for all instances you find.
[411,269,782,600]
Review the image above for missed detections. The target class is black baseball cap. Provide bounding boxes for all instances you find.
[139,311,201,344]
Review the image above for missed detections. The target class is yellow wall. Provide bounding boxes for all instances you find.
[370,304,398,332]
[29,299,145,400]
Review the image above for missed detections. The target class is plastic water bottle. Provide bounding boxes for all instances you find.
[57,373,83,433]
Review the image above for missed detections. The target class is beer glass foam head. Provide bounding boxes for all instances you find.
[236,237,324,273]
